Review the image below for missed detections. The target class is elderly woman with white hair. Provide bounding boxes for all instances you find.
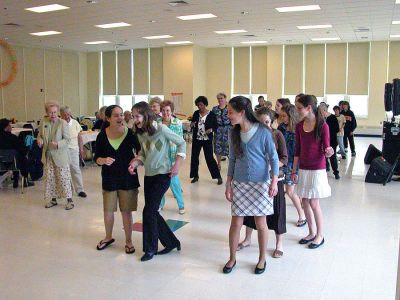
[37,101,74,210]
[60,106,87,198]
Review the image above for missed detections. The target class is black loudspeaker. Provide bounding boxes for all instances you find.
[384,83,393,112]
[365,157,393,184]
[392,79,400,116]
[364,144,382,164]
[382,121,400,175]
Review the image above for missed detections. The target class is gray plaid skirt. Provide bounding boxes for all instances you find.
[231,180,274,216]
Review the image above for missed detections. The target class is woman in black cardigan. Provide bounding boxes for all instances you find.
[190,96,222,184]
[94,105,141,254]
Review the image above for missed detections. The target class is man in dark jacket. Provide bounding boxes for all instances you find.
[341,101,357,157]
[0,119,34,188]
[319,103,340,179]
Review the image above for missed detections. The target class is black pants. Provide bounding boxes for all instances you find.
[13,152,29,184]
[143,174,180,254]
[326,146,339,175]
[343,132,355,152]
[190,139,221,179]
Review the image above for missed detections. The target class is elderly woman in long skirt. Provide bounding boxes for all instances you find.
[37,101,74,210]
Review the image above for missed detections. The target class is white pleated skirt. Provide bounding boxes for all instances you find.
[295,169,331,199]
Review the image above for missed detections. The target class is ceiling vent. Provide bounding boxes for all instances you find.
[168,1,189,7]
[3,22,22,27]
[242,34,256,37]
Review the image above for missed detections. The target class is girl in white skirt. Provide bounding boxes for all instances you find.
[291,95,334,249]
[224,96,279,274]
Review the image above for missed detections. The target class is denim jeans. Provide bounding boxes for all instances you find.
[337,136,345,155]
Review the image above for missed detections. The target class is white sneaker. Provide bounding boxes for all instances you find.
[179,208,185,215]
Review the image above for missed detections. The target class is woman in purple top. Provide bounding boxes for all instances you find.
[291,95,334,250]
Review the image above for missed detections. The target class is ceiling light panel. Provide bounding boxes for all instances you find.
[25,4,69,13]
[392,21,400,25]
[143,35,173,39]
[30,31,62,36]
[95,22,131,28]
[177,13,217,20]
[390,34,400,38]
[276,5,321,13]
[297,24,332,30]
[84,41,111,44]
[166,41,193,45]
[215,29,247,34]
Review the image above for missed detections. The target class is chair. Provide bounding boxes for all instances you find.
[0,149,24,193]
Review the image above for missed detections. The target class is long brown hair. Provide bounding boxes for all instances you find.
[229,96,259,157]
[282,104,297,133]
[297,94,324,140]
[132,101,156,136]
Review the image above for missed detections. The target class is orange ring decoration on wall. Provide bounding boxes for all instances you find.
[0,39,17,88]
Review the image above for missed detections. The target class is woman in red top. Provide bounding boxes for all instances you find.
[291,95,334,249]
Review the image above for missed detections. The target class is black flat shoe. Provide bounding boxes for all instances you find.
[308,238,325,249]
[217,177,223,185]
[191,177,199,183]
[157,243,181,255]
[299,236,316,244]
[223,260,236,274]
[255,262,266,274]
[140,252,155,261]
[78,191,87,198]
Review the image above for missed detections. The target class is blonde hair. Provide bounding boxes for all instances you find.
[149,97,162,106]
[44,101,60,112]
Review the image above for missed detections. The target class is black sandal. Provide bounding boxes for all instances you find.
[296,219,307,227]
[96,238,115,250]
[125,245,135,254]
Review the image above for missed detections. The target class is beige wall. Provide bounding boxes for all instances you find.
[163,45,194,116]
[0,44,86,121]
[193,46,207,109]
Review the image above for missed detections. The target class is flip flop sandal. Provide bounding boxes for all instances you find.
[96,238,115,250]
[125,245,135,254]
[296,219,307,227]
[236,243,250,251]
[272,250,283,258]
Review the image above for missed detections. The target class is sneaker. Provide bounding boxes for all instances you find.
[334,173,340,180]
[78,191,87,198]
[351,151,356,157]
[45,199,57,208]
[65,201,74,210]
[179,208,185,215]
[217,177,223,185]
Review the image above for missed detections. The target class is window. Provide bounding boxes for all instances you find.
[133,95,149,104]
[325,94,345,113]
[103,95,117,106]
[119,95,133,112]
[348,95,368,118]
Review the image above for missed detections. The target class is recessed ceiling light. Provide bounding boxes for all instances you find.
[215,29,247,34]
[30,31,62,36]
[166,41,193,45]
[392,21,400,25]
[276,5,320,13]
[311,37,340,41]
[397,0,400,3]
[297,24,332,30]
[25,4,69,13]
[240,41,267,44]
[177,13,217,20]
[390,34,400,38]
[84,41,111,45]
[95,22,131,29]
[143,35,173,39]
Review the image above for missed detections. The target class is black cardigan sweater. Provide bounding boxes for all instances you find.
[191,110,218,141]
[94,129,141,191]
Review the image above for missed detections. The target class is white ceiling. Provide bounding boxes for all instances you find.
[1,0,400,52]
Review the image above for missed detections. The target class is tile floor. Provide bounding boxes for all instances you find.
[0,137,399,299]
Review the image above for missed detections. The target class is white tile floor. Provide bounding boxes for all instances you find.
[0,137,399,299]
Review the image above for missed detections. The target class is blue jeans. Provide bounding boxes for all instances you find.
[160,175,184,209]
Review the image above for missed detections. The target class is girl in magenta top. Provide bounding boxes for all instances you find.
[291,95,334,250]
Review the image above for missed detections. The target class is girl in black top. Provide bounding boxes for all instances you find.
[94,105,141,254]
[190,96,222,185]
[341,101,357,156]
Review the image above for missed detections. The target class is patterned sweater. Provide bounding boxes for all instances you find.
[136,123,186,176]
[157,117,183,164]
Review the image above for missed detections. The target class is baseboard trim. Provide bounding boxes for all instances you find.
[355,134,381,138]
